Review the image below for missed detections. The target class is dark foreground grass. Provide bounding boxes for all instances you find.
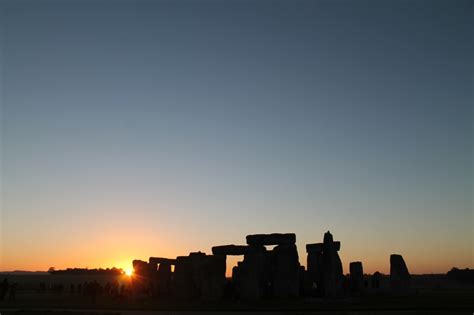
[0,311,473,315]
[0,288,473,314]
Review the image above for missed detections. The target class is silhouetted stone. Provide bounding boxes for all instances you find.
[371,271,381,289]
[246,233,296,246]
[212,245,249,256]
[156,263,173,295]
[306,231,343,297]
[306,242,340,253]
[222,244,268,300]
[129,231,379,301]
[349,261,364,292]
[322,231,343,297]
[147,257,176,297]
[200,254,226,300]
[238,247,267,299]
[133,260,151,276]
[306,242,324,295]
[174,252,226,300]
[390,254,410,292]
[174,256,194,299]
[132,260,152,295]
[272,244,300,297]
[149,257,177,265]
[229,234,302,299]
[306,250,323,295]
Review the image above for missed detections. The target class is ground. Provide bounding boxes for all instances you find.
[0,288,473,314]
[0,274,473,314]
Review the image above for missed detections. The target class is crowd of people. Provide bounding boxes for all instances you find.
[0,278,17,301]
[38,279,133,302]
[0,277,134,304]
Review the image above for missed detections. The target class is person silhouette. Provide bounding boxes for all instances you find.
[8,282,17,301]
[0,278,9,300]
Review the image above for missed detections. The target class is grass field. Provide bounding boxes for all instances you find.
[0,274,473,314]
[0,288,473,314]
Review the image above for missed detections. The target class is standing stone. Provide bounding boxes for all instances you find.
[349,261,364,292]
[371,271,381,289]
[272,244,300,298]
[390,254,410,292]
[173,252,227,300]
[174,256,194,299]
[306,243,324,295]
[322,231,343,297]
[220,243,267,300]
[156,263,173,295]
[200,254,226,300]
[237,245,267,299]
[306,231,343,297]
[132,260,152,295]
[133,259,151,277]
[232,262,242,296]
[148,257,176,297]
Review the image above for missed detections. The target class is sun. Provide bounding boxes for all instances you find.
[124,267,133,277]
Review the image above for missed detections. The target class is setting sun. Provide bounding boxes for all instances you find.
[125,267,133,277]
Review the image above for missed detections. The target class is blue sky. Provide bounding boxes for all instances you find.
[0,0,472,273]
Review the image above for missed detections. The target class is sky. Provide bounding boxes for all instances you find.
[0,0,472,275]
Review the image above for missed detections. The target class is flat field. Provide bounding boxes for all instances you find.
[0,274,472,314]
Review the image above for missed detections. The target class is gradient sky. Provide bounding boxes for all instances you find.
[0,0,472,275]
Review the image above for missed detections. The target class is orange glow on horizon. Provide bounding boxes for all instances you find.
[125,267,133,277]
[1,231,471,276]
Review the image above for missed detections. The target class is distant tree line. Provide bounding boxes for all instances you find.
[48,267,124,276]
[447,268,474,284]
